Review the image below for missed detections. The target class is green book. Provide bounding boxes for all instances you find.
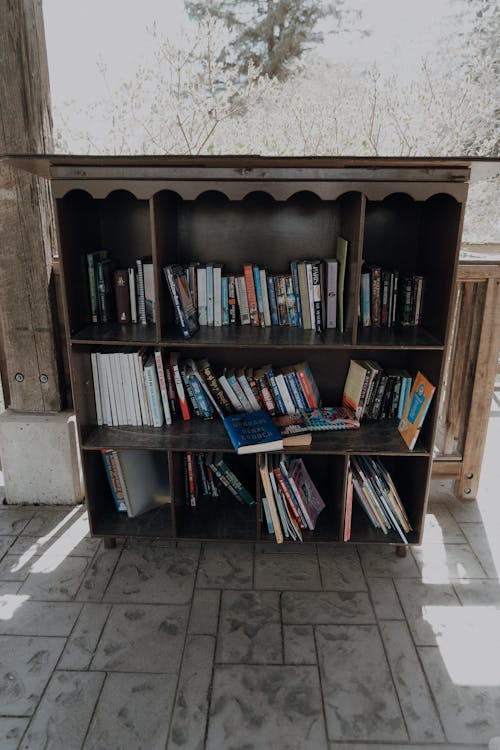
[336,237,348,333]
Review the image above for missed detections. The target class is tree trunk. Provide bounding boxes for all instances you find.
[0,0,62,412]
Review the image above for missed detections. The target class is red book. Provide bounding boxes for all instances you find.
[243,264,260,327]
[273,467,306,528]
[114,269,131,324]
[294,362,319,408]
[170,352,190,420]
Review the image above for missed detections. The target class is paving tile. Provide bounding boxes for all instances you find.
[318,546,367,591]
[196,542,253,589]
[254,542,317,555]
[0,553,41,582]
[0,635,65,716]
[283,625,316,665]
[76,547,122,602]
[419,645,500,745]
[366,578,404,620]
[454,579,500,606]
[188,588,220,635]
[394,579,462,646]
[83,672,177,750]
[206,665,327,750]
[167,635,215,750]
[281,591,375,625]
[58,603,112,670]
[0,508,34,536]
[411,542,488,582]
[0,581,22,595]
[217,590,281,664]
[0,536,16,562]
[428,479,483,522]
[423,502,467,544]
[459,522,499,578]
[254,548,321,590]
[0,718,30,750]
[20,670,105,750]
[91,603,188,673]
[10,531,100,558]
[358,545,420,577]
[19,508,78,538]
[103,546,199,604]
[316,624,406,742]
[379,620,444,742]
[328,744,460,750]
[0,595,81,636]
[19,555,89,601]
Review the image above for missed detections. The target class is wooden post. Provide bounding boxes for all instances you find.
[0,0,62,412]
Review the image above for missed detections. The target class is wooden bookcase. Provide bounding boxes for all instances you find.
[10,156,470,549]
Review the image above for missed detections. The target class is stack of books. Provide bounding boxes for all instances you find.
[359,265,424,328]
[343,359,413,422]
[182,451,255,508]
[87,252,156,326]
[259,454,326,543]
[345,455,412,543]
[164,237,349,338]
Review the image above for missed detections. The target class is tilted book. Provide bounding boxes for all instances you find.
[222,411,284,454]
[289,457,326,530]
[398,371,435,450]
[164,264,199,339]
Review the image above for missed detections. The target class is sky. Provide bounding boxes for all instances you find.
[43,0,457,108]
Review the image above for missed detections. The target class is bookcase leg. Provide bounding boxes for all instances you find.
[103,537,117,549]
[396,545,407,558]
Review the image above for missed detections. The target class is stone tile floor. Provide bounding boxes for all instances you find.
[0,415,499,748]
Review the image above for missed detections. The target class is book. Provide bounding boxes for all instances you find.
[297,262,312,330]
[243,264,259,326]
[114,269,131,324]
[128,267,137,324]
[294,362,320,409]
[260,268,272,327]
[96,257,114,324]
[196,266,207,326]
[343,466,353,541]
[213,264,223,327]
[223,411,283,454]
[297,406,360,432]
[324,258,338,329]
[170,351,190,420]
[142,260,156,324]
[164,264,199,339]
[253,266,266,328]
[336,237,348,333]
[206,263,214,326]
[143,355,164,427]
[102,449,170,517]
[398,371,435,450]
[360,268,371,327]
[235,276,251,325]
[197,358,233,416]
[259,454,284,544]
[311,262,322,332]
[289,457,326,530]
[87,251,108,323]
[370,266,382,326]
[290,261,303,328]
[221,276,229,326]
[227,275,237,325]
[343,359,371,420]
[136,258,147,325]
[101,449,127,512]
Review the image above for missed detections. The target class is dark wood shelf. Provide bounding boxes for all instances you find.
[162,326,352,349]
[71,323,158,346]
[176,494,257,540]
[355,325,443,349]
[91,505,174,538]
[82,419,429,456]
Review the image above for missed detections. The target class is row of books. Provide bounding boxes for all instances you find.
[164,237,348,338]
[259,454,325,543]
[183,451,255,508]
[343,360,414,422]
[87,251,156,325]
[344,455,412,543]
[101,449,170,517]
[359,266,424,328]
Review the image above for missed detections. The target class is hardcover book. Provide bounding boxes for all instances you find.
[222,411,284,454]
[164,264,199,339]
[114,269,131,324]
[398,371,435,450]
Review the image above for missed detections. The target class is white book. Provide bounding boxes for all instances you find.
[269,468,290,539]
[119,352,136,425]
[128,267,137,324]
[206,264,214,326]
[305,262,316,331]
[226,371,253,412]
[91,352,103,426]
[235,276,251,325]
[237,369,261,411]
[213,264,222,327]
[126,353,142,425]
[143,356,164,427]
[134,350,152,425]
[218,372,245,412]
[103,354,118,426]
[96,353,111,426]
[110,353,126,425]
[260,269,272,327]
[275,373,296,415]
[196,266,207,325]
[154,350,172,425]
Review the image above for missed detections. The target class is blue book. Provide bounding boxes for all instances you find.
[267,275,279,325]
[266,367,287,416]
[290,262,303,327]
[187,372,214,419]
[223,411,283,454]
[221,276,229,326]
[253,266,265,328]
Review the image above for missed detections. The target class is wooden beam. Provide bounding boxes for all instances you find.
[0,0,62,411]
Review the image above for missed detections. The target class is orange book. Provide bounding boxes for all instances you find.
[398,371,435,450]
[243,264,260,327]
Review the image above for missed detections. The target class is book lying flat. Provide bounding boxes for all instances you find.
[297,407,360,432]
[223,411,284,454]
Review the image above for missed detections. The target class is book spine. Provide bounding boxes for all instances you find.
[189,373,214,419]
[206,264,214,326]
[260,269,272,327]
[275,276,288,325]
[413,276,424,325]
[87,254,99,323]
[171,357,190,420]
[371,267,381,326]
[228,374,253,412]
[143,262,156,324]
[290,261,303,328]
[136,259,147,325]
[391,271,399,328]
[91,352,103,425]
[284,372,304,411]
[267,275,279,326]
[235,276,251,325]
[243,264,260,326]
[185,451,197,507]
[343,467,353,541]
[243,370,263,411]
[360,272,371,327]
[101,450,127,512]
[196,266,207,326]
[295,366,319,409]
[381,271,390,327]
[133,352,150,425]
[275,373,296,415]
[128,267,137,324]
[311,262,322,332]
[199,362,233,415]
[219,374,245,412]
[213,265,222,327]
[216,460,255,505]
[273,468,305,528]
[144,362,164,427]
[234,373,258,412]
[165,364,178,420]
[305,262,316,330]
[253,266,266,328]
[164,266,190,338]
[196,454,210,496]
[255,374,277,415]
[125,353,141,425]
[208,459,242,503]
[227,275,237,325]
[114,269,131,324]
[182,368,201,418]
[266,368,287,415]
[221,276,229,326]
[97,260,111,324]
[326,260,338,329]
[285,275,299,327]
[119,352,135,425]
